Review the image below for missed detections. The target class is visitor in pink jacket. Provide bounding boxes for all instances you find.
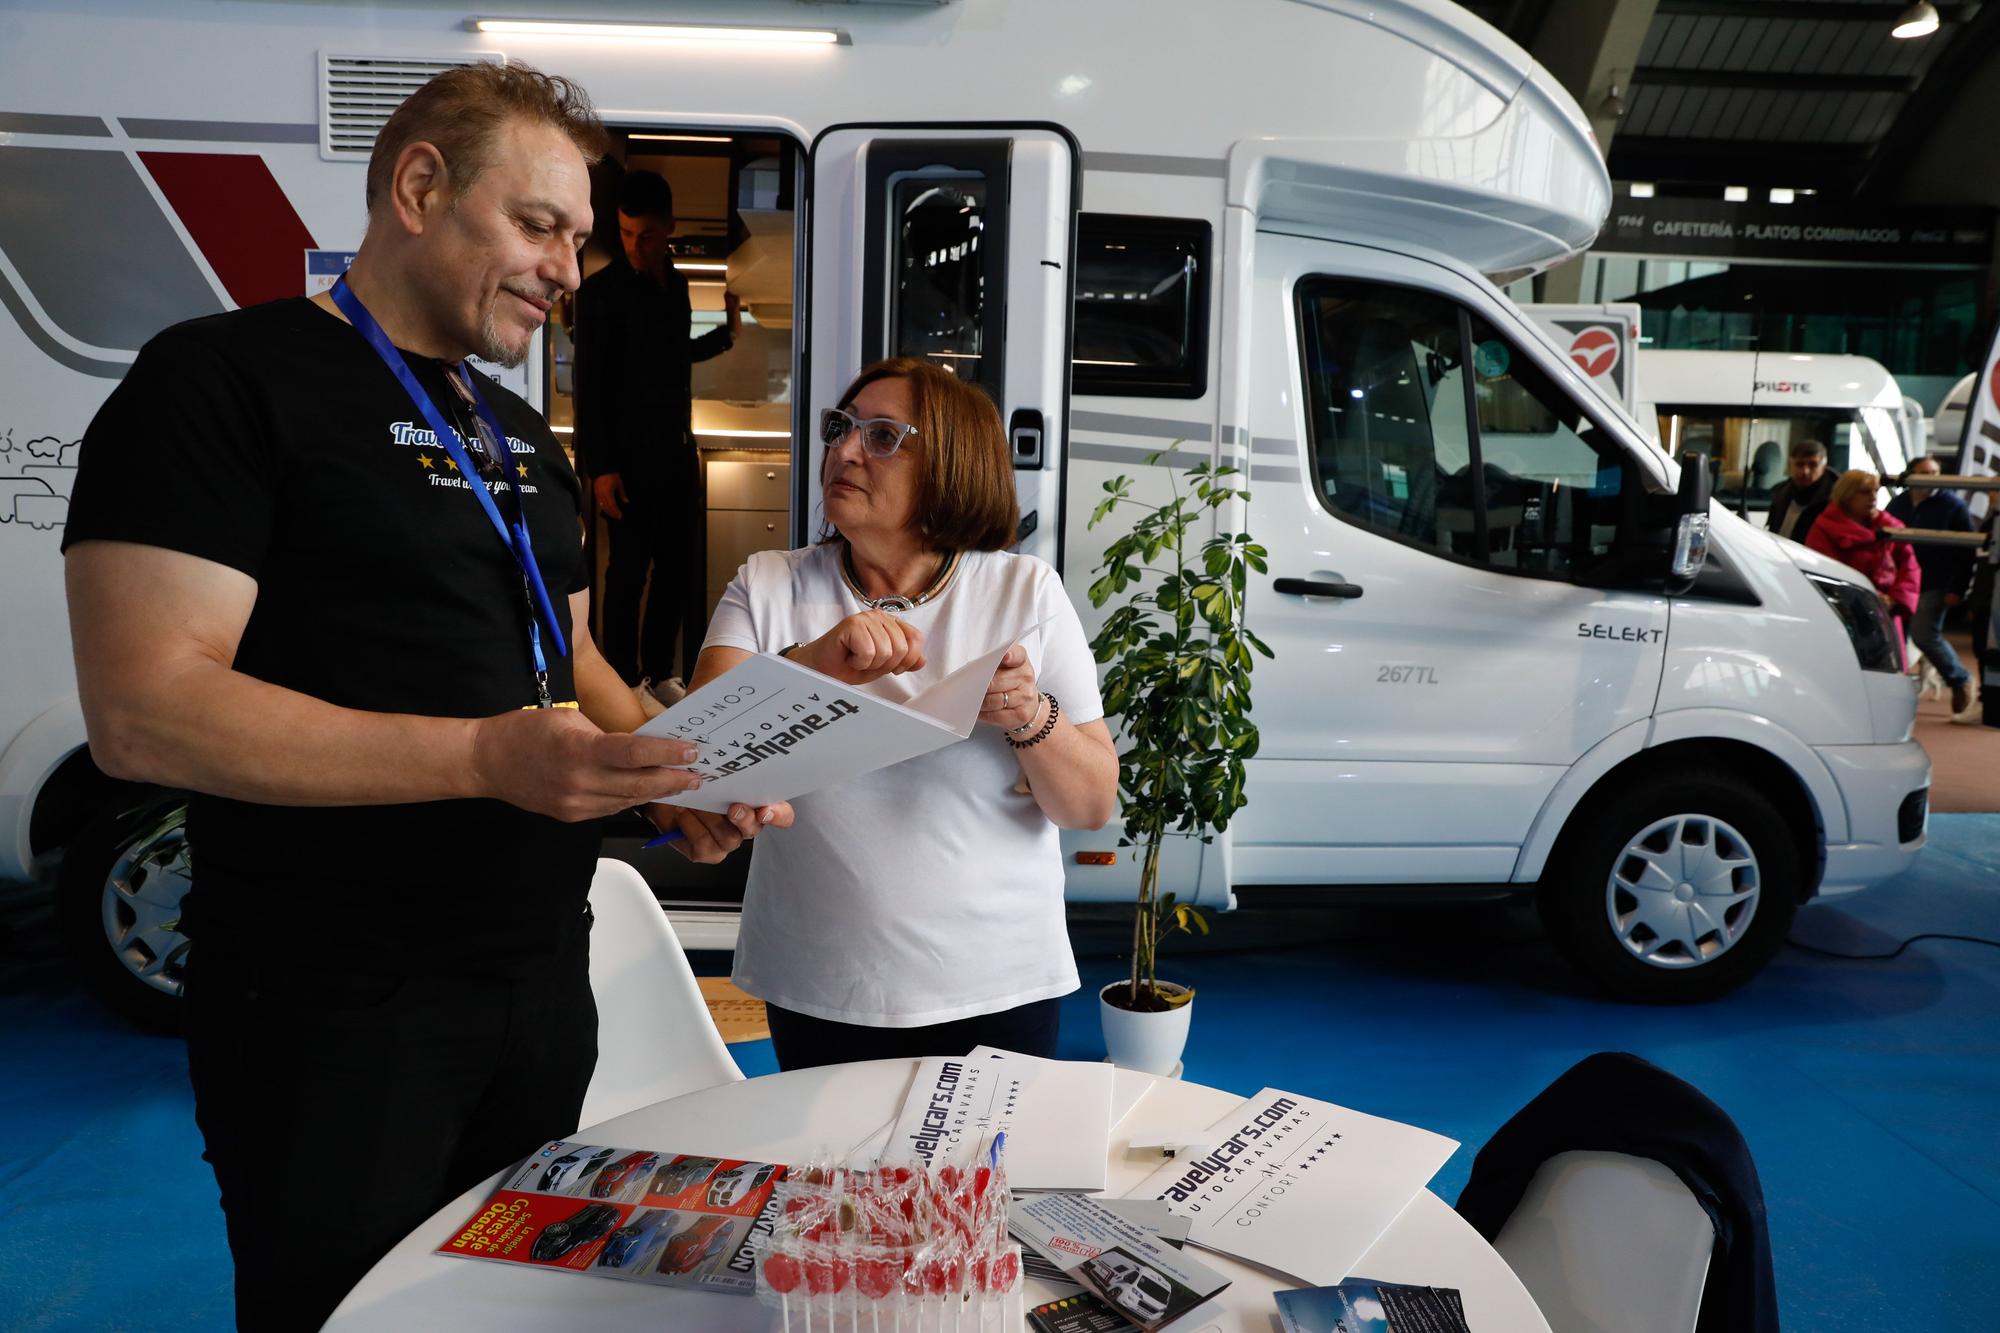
[1805,469,1923,664]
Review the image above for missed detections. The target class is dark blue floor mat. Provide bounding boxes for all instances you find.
[2,815,1995,1330]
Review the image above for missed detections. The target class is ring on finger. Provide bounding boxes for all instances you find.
[1004,691,1011,708]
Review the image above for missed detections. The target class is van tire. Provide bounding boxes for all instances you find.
[1540,770,1798,1003]
[56,788,192,1035]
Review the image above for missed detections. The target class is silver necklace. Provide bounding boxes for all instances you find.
[841,547,962,613]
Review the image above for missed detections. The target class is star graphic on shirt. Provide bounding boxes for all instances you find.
[443,456,459,471]
[417,454,435,470]
[517,463,529,478]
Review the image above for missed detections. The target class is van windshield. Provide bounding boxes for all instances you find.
[1654,407,1877,516]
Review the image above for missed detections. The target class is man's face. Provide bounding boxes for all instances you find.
[422,118,592,368]
[1788,452,1826,488]
[619,210,675,275]
[1910,456,1941,478]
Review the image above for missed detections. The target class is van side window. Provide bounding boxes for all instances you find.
[1072,215,1210,398]
[1297,279,1627,581]
[1296,281,1478,559]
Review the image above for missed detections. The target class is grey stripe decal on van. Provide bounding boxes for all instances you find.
[1070,441,1210,471]
[1081,151,1228,180]
[1252,437,1297,456]
[1070,410,1213,443]
[1251,465,1302,484]
[0,269,130,378]
[0,112,112,137]
[117,118,318,143]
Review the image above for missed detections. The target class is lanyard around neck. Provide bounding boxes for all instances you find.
[329,277,569,693]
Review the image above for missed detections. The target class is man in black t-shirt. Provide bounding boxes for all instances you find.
[573,169,740,686]
[62,65,788,1332]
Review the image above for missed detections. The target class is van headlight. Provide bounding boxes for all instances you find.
[1805,572,1900,673]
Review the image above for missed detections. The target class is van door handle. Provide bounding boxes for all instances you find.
[1274,577,1363,599]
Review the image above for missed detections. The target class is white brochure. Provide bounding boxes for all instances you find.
[634,633,1022,814]
[1128,1088,1458,1286]
[886,1053,1112,1193]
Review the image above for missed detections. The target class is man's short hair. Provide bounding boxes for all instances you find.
[366,62,609,214]
[619,171,675,222]
[1789,438,1828,462]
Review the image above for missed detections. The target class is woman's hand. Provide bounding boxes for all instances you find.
[979,645,1042,733]
[647,801,794,863]
[798,610,926,684]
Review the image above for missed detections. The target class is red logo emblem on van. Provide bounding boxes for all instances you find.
[1569,327,1620,379]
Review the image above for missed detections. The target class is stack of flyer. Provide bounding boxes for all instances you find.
[1129,1088,1460,1287]
[436,1140,784,1293]
[885,1050,1117,1192]
[1011,1193,1231,1331]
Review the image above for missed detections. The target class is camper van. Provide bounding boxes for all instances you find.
[1646,350,1912,526]
[1,0,1927,1020]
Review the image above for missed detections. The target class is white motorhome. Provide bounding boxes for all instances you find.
[1646,350,1911,526]
[0,0,1927,1019]
[1515,302,1647,423]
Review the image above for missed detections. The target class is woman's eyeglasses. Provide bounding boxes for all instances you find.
[819,407,917,459]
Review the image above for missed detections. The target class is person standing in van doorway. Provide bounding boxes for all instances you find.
[60,65,787,1332]
[1887,454,1978,715]
[1766,438,1836,541]
[573,169,742,690]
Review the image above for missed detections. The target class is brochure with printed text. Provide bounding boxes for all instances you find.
[1275,1279,1473,1333]
[1010,1192,1231,1331]
[888,1053,1112,1192]
[436,1140,785,1293]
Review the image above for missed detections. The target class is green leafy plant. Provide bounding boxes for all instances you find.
[1087,453,1271,1013]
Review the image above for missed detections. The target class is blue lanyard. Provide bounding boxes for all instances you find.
[330,277,567,706]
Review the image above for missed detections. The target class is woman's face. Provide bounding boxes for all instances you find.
[1842,488,1878,524]
[824,377,922,544]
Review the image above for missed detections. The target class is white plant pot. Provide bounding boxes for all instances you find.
[1099,980,1193,1075]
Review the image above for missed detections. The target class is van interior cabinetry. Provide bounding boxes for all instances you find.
[703,451,792,616]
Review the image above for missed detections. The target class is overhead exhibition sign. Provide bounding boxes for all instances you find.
[1599,197,1992,266]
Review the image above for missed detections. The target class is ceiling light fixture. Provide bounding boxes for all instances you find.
[1724,185,1749,203]
[1629,182,1656,199]
[630,133,733,144]
[1596,83,1625,120]
[1892,2,1940,39]
[1769,187,1796,204]
[467,18,848,46]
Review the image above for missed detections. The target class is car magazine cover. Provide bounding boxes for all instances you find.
[437,1141,786,1293]
[1275,1279,1472,1333]
[1011,1192,1230,1331]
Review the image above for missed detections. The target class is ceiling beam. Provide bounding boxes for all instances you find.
[1633,67,1916,93]
[1608,135,1873,190]
[1653,1,1969,20]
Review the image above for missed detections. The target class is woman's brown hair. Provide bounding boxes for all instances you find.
[1830,468,1880,516]
[829,357,1020,552]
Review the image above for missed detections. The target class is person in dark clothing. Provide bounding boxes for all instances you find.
[61,67,785,1331]
[573,170,740,686]
[1887,454,1978,714]
[1765,437,1836,541]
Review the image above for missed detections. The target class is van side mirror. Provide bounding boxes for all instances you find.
[1669,450,1711,591]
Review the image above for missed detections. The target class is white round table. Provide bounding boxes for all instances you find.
[327,1061,1550,1332]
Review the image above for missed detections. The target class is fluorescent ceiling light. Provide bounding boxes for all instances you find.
[1892,2,1940,39]
[673,261,729,273]
[468,18,848,46]
[630,133,733,143]
[1723,186,1749,202]
[1629,182,1656,198]
[1769,187,1795,205]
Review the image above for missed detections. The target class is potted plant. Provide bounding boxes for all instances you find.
[1086,454,1270,1074]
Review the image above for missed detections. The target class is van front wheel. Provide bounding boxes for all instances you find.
[56,789,192,1034]
[1541,771,1798,1003]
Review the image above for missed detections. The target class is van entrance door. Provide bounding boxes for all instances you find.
[803,126,1077,567]
[1236,236,1669,884]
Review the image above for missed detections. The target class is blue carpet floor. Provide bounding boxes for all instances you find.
[2,816,1997,1331]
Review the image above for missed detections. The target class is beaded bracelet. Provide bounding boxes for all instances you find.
[1006,692,1060,749]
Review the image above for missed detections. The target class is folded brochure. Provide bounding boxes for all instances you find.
[1129,1088,1458,1287]
[635,623,1042,814]
[1011,1192,1231,1331]
[888,1052,1112,1193]
[436,1140,784,1293]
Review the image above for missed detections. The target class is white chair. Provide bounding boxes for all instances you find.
[1493,1150,1714,1333]
[577,858,742,1128]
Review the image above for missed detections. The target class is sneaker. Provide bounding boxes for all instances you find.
[1951,681,1973,716]
[1950,688,1984,724]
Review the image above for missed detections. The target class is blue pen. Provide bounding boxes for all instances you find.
[643,829,685,849]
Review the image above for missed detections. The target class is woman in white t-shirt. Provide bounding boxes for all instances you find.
[664,357,1118,1070]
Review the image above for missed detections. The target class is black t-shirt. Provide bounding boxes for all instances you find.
[63,298,600,973]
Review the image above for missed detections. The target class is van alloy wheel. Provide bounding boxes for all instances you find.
[1541,769,1798,1003]
[1605,813,1760,969]
[57,788,192,1034]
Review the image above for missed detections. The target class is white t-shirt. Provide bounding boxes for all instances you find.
[702,544,1103,1027]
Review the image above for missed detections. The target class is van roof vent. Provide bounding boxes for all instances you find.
[319,53,503,163]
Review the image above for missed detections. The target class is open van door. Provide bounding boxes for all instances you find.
[802,126,1077,568]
